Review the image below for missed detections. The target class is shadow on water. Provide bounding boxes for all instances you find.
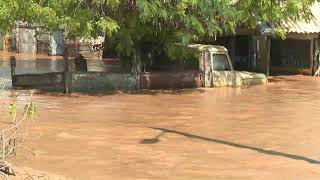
[31,88,206,97]
[268,75,311,83]
[140,131,166,144]
[129,89,206,96]
[140,127,320,165]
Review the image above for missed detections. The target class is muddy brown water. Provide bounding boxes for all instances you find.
[1,57,320,179]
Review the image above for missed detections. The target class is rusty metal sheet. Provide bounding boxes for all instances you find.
[18,27,37,54]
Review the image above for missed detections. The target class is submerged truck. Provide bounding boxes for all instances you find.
[189,44,267,87]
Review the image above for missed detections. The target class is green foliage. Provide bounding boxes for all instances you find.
[1,80,37,122]
[0,0,318,67]
[98,17,120,37]
[233,0,318,38]
[24,102,37,120]
[8,103,16,122]
[8,101,37,122]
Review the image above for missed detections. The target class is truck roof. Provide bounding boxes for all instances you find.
[188,44,228,53]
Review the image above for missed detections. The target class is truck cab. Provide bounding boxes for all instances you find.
[188,44,267,87]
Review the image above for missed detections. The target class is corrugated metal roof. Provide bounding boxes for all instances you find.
[188,44,228,53]
[280,4,320,34]
[260,3,320,34]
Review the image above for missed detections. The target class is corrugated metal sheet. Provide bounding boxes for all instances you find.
[280,4,320,34]
[260,3,320,34]
[18,27,37,54]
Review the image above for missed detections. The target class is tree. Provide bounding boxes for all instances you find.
[0,81,37,177]
[0,0,318,69]
[234,0,318,36]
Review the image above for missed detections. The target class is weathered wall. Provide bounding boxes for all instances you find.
[13,71,202,91]
[12,70,265,91]
[13,72,64,89]
[72,72,139,91]
[140,71,202,89]
[13,72,138,91]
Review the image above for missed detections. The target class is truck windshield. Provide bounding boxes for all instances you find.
[212,54,232,71]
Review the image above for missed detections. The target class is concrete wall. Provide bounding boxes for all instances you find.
[12,70,266,91]
[13,71,203,91]
[13,72,64,89]
[140,71,202,89]
[72,72,139,91]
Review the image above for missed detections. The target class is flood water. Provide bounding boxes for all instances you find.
[1,56,320,179]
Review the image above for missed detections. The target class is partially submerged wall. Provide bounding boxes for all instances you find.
[140,71,202,89]
[13,72,64,89]
[12,70,267,91]
[72,72,139,91]
[13,72,138,91]
[12,71,202,91]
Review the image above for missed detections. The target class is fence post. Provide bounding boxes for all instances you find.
[63,47,72,93]
[266,37,271,77]
[10,56,16,86]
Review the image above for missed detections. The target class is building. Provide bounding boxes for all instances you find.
[1,24,81,57]
[215,3,320,76]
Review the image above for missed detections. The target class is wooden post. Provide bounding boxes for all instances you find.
[266,37,271,77]
[63,47,72,93]
[10,56,16,86]
[314,39,319,75]
[310,39,314,75]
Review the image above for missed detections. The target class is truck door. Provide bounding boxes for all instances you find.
[211,53,235,86]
